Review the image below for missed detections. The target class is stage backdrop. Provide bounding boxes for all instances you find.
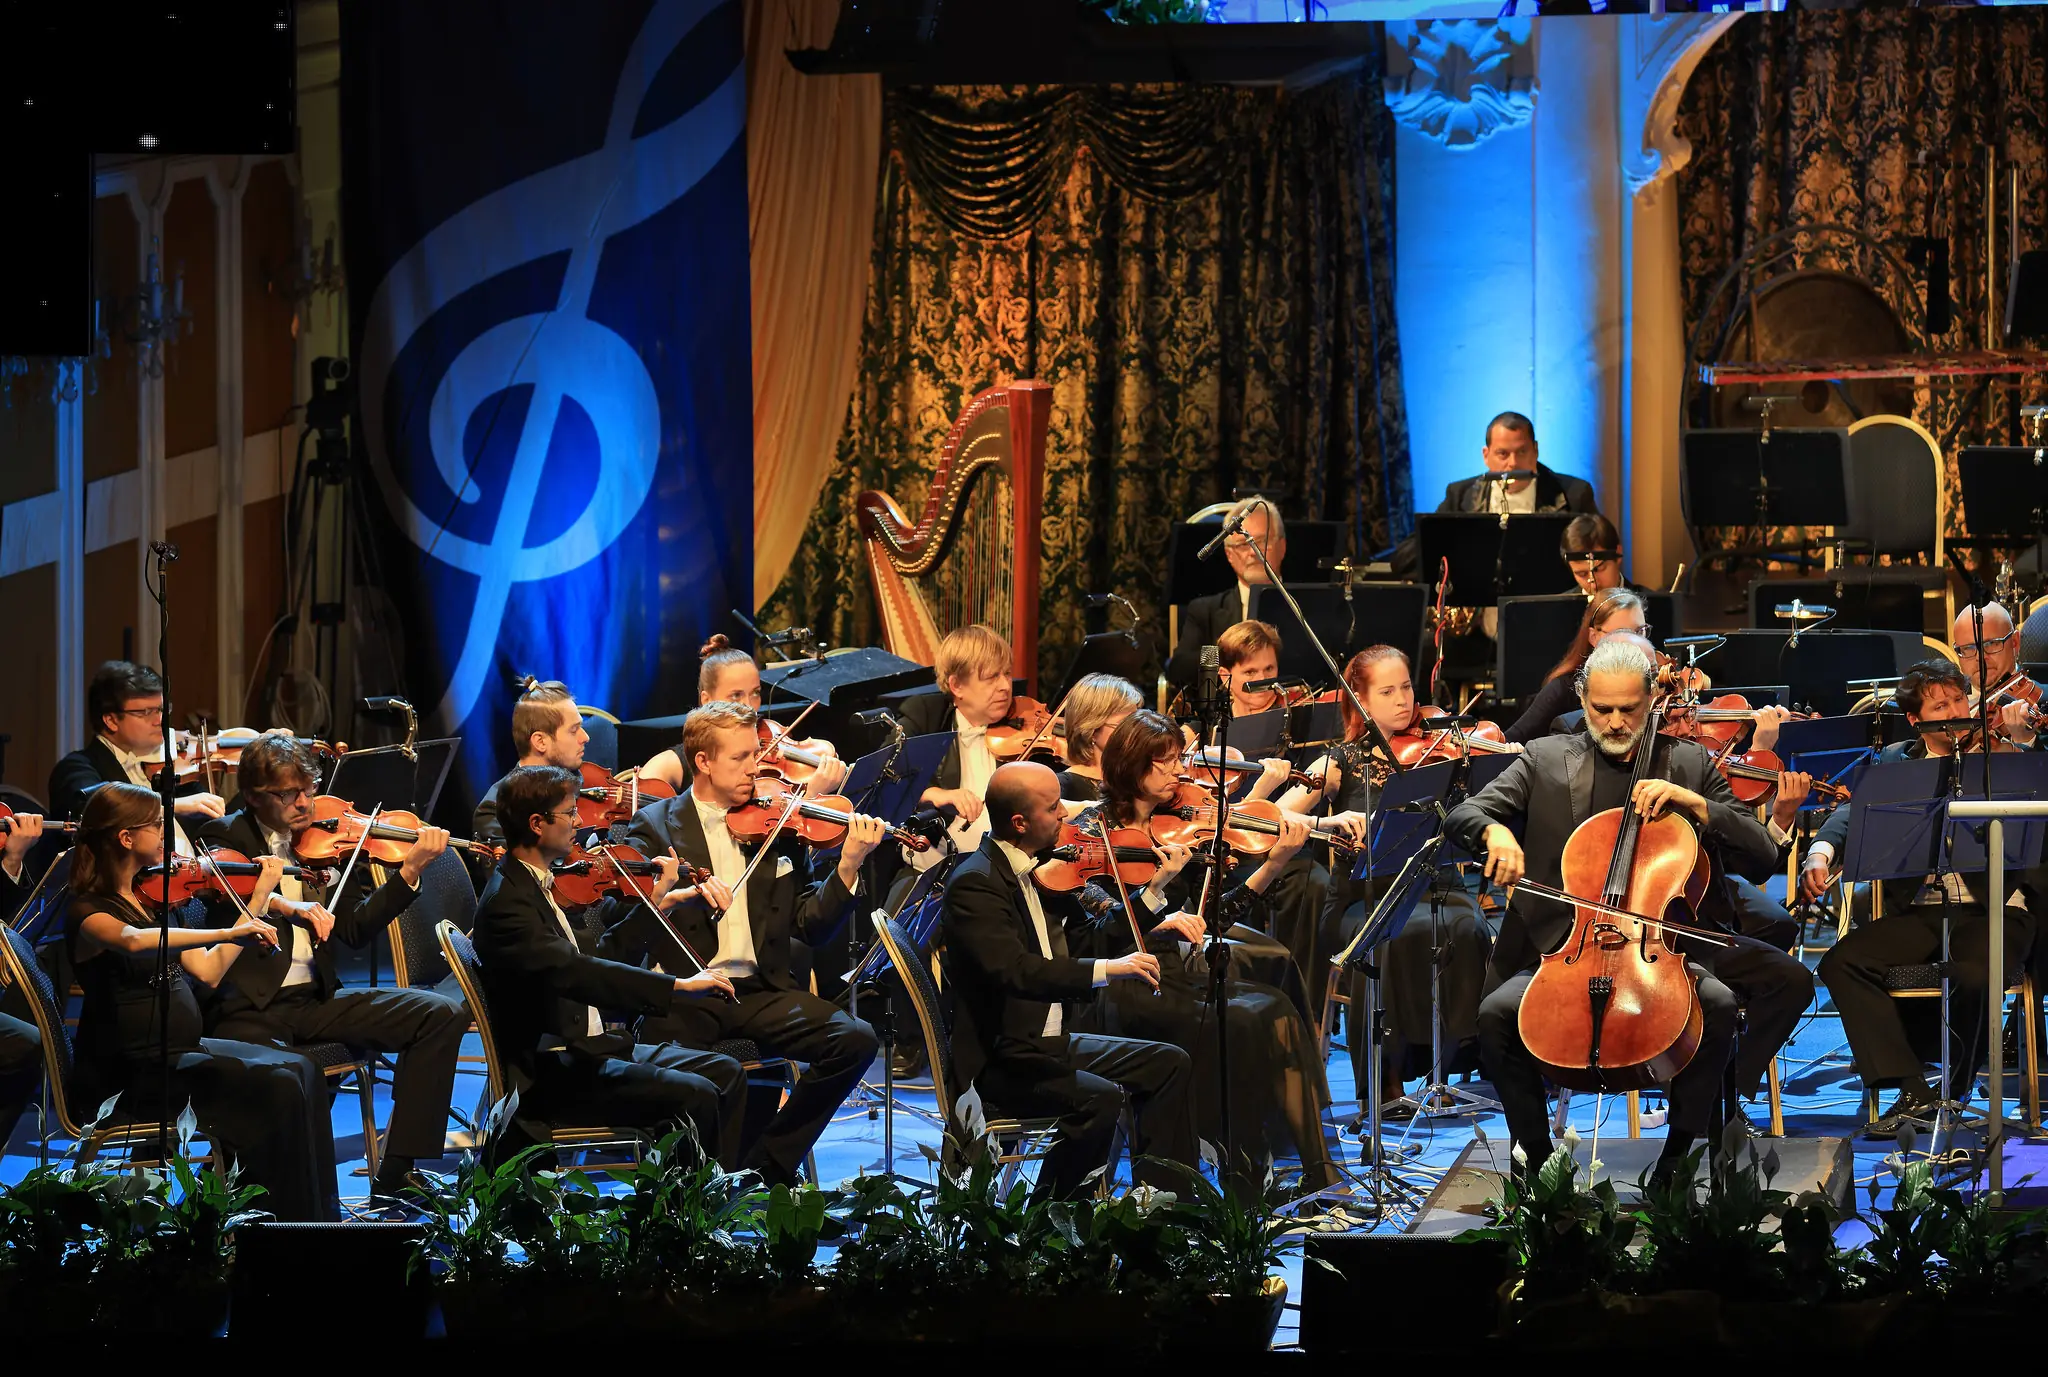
[764,67,1410,692]
[342,0,750,806]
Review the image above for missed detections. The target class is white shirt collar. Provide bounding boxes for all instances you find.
[99,735,144,772]
[260,821,292,855]
[691,790,730,829]
[518,858,555,892]
[994,838,1037,876]
[954,709,987,744]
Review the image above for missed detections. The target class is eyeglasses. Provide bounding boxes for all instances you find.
[1954,632,2015,662]
[118,705,165,721]
[544,808,579,822]
[249,780,319,804]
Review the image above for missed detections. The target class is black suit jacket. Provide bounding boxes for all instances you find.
[894,689,962,792]
[192,809,420,1010]
[1444,729,1779,978]
[611,792,855,992]
[472,856,678,1086]
[48,740,133,823]
[1437,461,1600,517]
[941,837,1101,1094]
[1165,587,1248,689]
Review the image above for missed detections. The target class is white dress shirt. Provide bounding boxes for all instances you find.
[908,708,1000,872]
[103,736,192,856]
[995,839,1107,1038]
[1237,580,1253,625]
[260,823,316,988]
[692,795,759,978]
[522,859,603,1037]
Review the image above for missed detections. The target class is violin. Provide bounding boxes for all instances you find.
[1030,819,1160,893]
[549,842,712,909]
[292,796,501,864]
[1657,694,1785,749]
[1390,708,1518,767]
[1968,671,2046,749]
[1513,707,1711,1092]
[149,727,345,784]
[986,697,1068,763]
[0,802,72,838]
[574,762,677,829]
[1711,747,1852,806]
[138,848,336,907]
[728,774,934,852]
[1147,778,1356,859]
[1179,746,1322,793]
[755,718,837,786]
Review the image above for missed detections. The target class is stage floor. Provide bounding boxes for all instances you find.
[3,877,2032,1348]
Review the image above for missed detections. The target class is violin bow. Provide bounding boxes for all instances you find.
[756,697,823,770]
[1017,681,1079,759]
[1093,812,1160,998]
[1505,879,1732,948]
[194,843,280,952]
[593,841,735,1001]
[324,804,382,914]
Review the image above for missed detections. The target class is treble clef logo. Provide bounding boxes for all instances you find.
[359,0,742,733]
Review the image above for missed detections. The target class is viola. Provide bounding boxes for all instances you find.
[755,718,837,786]
[1969,671,2046,748]
[1514,708,1709,1093]
[574,762,677,829]
[728,774,934,852]
[292,796,500,864]
[986,697,1068,763]
[1179,746,1322,793]
[0,802,72,838]
[1147,778,1356,859]
[138,848,336,907]
[1712,747,1851,807]
[1658,694,1776,749]
[1031,820,1160,893]
[550,842,712,909]
[149,728,345,784]
[1390,709,1517,768]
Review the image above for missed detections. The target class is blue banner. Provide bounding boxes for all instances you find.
[343,0,749,807]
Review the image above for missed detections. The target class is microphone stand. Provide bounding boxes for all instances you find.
[1189,651,1238,1186]
[146,541,179,1162]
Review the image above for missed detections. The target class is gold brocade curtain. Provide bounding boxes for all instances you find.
[762,66,1410,689]
[747,0,882,607]
[1675,9,2048,548]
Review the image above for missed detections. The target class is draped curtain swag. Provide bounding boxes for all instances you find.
[1675,8,2048,542]
[747,0,883,606]
[765,62,1410,690]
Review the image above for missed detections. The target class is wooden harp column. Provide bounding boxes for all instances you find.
[855,380,1051,693]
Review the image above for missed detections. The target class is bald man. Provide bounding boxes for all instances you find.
[939,761,1196,1199]
[1952,603,2041,747]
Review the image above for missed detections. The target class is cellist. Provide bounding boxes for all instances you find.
[1442,639,1812,1185]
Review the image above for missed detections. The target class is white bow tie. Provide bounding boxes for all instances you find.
[958,724,987,746]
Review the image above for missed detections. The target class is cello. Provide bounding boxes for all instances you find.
[1511,712,1715,1093]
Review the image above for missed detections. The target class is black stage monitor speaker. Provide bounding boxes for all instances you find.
[1165,518,1344,611]
[1300,1232,1509,1355]
[761,647,931,709]
[230,1221,429,1339]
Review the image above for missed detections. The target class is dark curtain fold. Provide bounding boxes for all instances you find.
[1675,9,2048,542]
[764,60,1409,689]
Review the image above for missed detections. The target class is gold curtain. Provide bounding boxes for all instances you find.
[746,0,881,606]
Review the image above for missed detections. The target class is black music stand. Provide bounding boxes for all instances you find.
[326,738,460,816]
[843,732,954,836]
[1415,513,1577,606]
[1959,446,2048,577]
[1495,595,1591,703]
[1053,630,1152,703]
[1771,715,1876,804]
[1165,518,1344,610]
[1693,631,1897,717]
[1249,582,1429,676]
[1747,576,1925,634]
[1681,428,1849,567]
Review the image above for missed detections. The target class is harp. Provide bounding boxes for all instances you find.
[856,380,1051,692]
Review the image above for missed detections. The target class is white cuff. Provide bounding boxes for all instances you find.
[1091,959,1109,989]
[1806,840,1835,868]
[1766,818,1796,848]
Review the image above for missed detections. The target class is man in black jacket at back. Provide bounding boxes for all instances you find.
[941,760,1195,1200]
[194,734,469,1198]
[473,765,746,1164]
[48,660,225,836]
[1163,496,1289,691]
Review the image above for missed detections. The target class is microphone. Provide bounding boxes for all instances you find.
[1478,470,1537,484]
[1197,515,1245,561]
[1774,601,1833,622]
[363,695,413,713]
[1244,675,1310,694]
[1662,634,1724,649]
[850,708,898,729]
[149,540,180,562]
[1081,594,1115,606]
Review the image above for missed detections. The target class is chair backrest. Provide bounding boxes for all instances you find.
[436,921,506,1105]
[876,916,960,1124]
[1844,415,1941,560]
[6,846,72,943]
[579,711,620,771]
[387,849,477,988]
[0,924,78,1137]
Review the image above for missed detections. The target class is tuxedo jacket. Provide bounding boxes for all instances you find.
[192,808,420,1010]
[1436,461,1599,517]
[472,856,678,1085]
[894,689,964,792]
[1443,729,1779,979]
[941,836,1101,1094]
[611,792,855,992]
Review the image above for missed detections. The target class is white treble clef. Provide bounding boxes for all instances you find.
[359,0,743,733]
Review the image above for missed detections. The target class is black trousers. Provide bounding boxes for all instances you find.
[977,1032,1195,1201]
[1729,876,1799,953]
[1817,903,2035,1088]
[641,981,877,1185]
[88,1038,339,1222]
[498,1042,745,1166]
[1477,932,1813,1159]
[212,985,469,1162]
[0,1009,42,1148]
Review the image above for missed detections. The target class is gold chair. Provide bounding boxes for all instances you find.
[1858,963,2042,1133]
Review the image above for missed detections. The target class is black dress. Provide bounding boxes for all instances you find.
[1318,742,1491,1103]
[1061,804,1337,1193]
[66,895,338,1221]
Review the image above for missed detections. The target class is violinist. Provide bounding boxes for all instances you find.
[1053,672,1144,805]
[893,623,1017,861]
[473,679,591,847]
[1071,712,1339,1193]
[472,765,747,1168]
[613,701,883,1186]
[940,760,1196,1201]
[48,660,226,843]
[1952,601,2040,745]
[1164,497,1290,691]
[193,734,467,1202]
[638,635,846,794]
[1801,659,2041,1135]
[1306,646,1493,1104]
[64,782,338,1221]
[1445,639,1812,1183]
